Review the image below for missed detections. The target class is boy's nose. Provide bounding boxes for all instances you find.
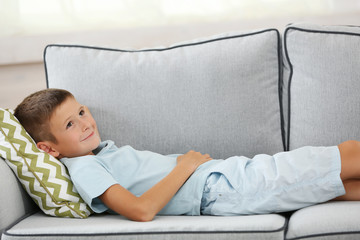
[80,119,91,131]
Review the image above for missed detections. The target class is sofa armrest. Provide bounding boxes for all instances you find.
[0,159,38,234]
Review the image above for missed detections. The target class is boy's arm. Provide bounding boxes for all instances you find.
[99,150,212,222]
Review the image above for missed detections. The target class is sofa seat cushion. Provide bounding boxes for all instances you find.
[286,201,360,240]
[3,212,286,240]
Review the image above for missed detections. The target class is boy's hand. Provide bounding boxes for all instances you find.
[176,150,212,172]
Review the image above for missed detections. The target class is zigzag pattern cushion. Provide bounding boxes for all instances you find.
[0,108,92,218]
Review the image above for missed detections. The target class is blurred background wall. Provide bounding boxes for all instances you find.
[1,0,360,109]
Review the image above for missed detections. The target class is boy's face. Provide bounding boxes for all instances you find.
[41,96,101,158]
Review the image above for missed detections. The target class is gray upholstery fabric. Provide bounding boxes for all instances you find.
[283,23,360,150]
[44,29,285,159]
[7,24,360,240]
[286,201,360,240]
[0,159,37,235]
[3,212,286,240]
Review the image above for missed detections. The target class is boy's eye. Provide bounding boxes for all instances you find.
[66,121,73,129]
[79,109,85,116]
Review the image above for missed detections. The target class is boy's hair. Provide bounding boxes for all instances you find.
[14,88,74,143]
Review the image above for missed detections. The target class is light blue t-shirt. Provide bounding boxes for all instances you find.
[60,140,221,215]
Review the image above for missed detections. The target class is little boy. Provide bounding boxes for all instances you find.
[14,88,360,222]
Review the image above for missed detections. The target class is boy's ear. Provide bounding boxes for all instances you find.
[36,141,61,158]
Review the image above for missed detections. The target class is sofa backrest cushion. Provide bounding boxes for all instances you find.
[45,29,285,159]
[283,23,360,150]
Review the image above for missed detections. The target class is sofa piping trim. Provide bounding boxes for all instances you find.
[283,25,360,150]
[43,28,286,152]
[1,211,38,238]
[286,230,360,240]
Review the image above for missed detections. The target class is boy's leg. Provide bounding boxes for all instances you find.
[334,180,360,201]
[334,140,360,201]
[338,140,360,181]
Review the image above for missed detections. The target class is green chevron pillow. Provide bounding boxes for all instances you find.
[0,108,93,218]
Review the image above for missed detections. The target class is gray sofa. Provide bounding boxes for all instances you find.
[1,23,360,239]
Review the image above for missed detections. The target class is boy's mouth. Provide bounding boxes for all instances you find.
[81,131,94,142]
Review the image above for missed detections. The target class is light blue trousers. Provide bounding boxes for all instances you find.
[201,146,345,215]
